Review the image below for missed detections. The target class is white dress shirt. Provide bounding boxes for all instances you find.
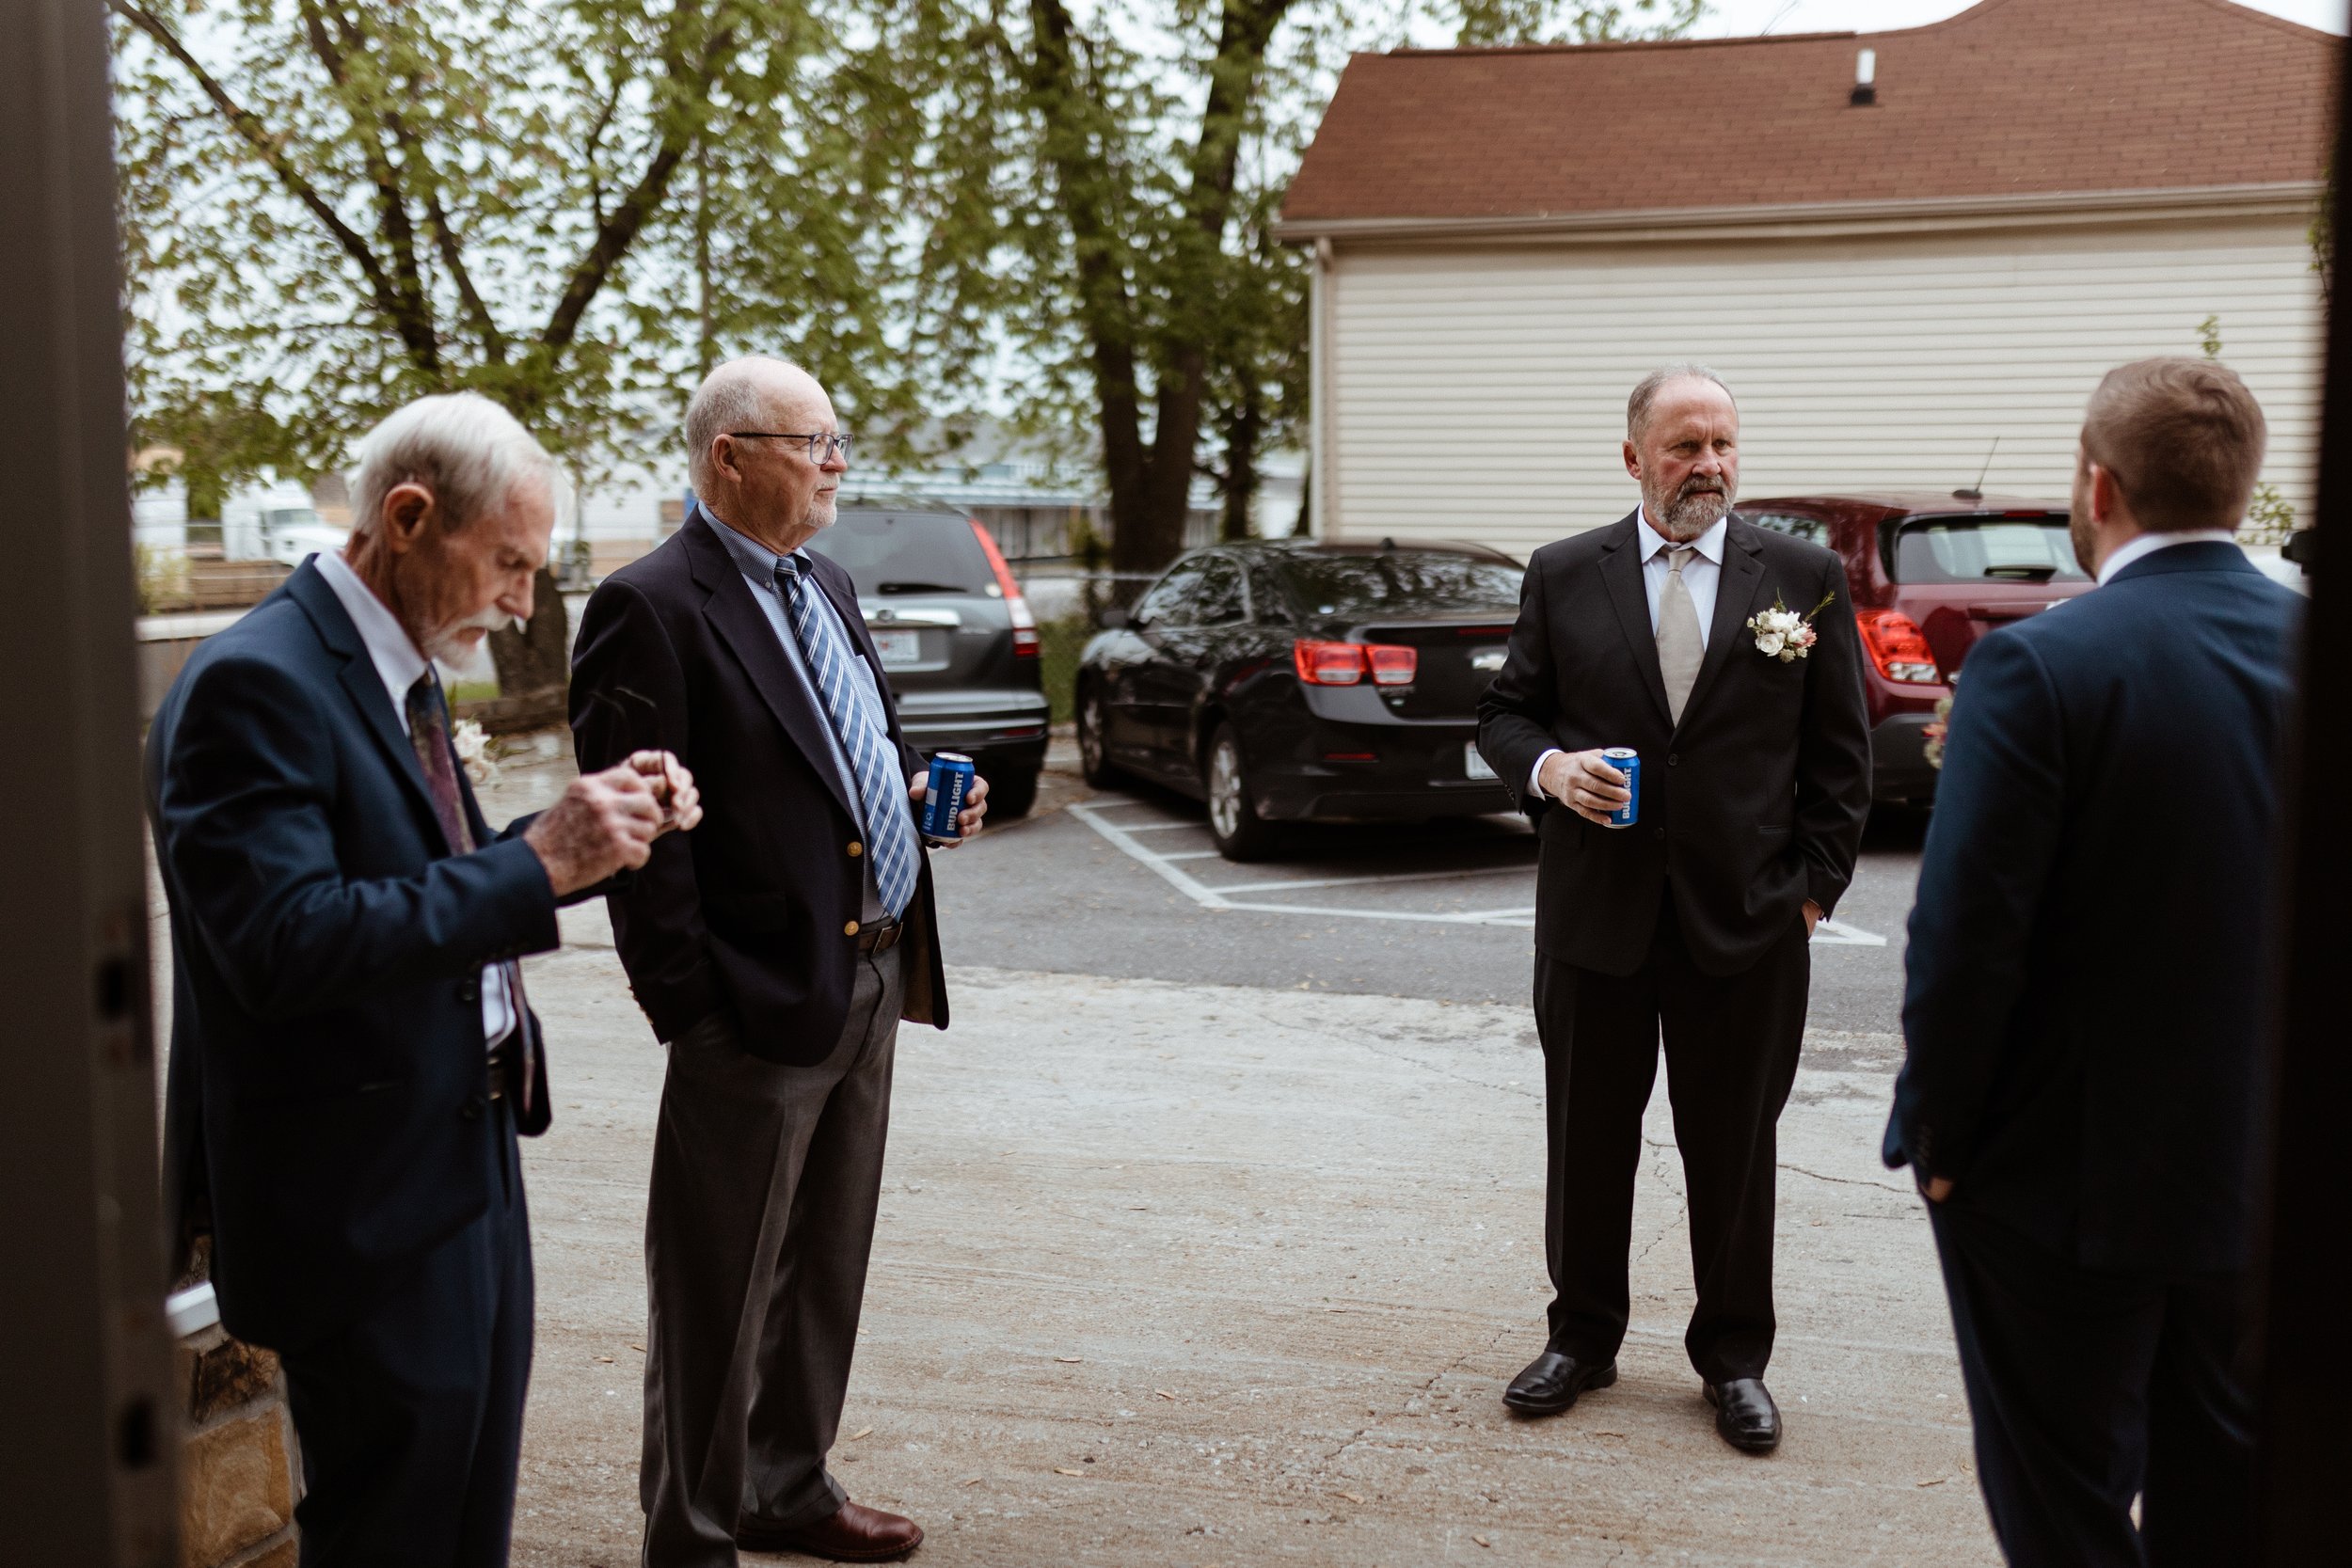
[314,549,517,1050]
[1529,511,1730,800]
[2095,530,2242,586]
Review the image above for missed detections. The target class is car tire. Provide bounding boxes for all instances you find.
[1077,686,1120,788]
[987,766,1040,820]
[1204,722,1279,862]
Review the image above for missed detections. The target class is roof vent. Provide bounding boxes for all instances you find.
[1851,48,1878,107]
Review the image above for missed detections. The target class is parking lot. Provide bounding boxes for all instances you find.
[932,746,1927,1037]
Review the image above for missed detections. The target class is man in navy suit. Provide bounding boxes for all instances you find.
[1885,357,2302,1567]
[152,392,702,1567]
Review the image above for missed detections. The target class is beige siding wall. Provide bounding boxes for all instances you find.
[1318,216,2324,559]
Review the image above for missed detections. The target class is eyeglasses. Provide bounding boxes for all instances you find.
[726,431,852,464]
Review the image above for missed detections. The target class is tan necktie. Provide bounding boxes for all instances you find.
[1657,546,1705,724]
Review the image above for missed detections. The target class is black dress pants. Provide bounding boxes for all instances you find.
[279,1102,533,1568]
[1534,895,1809,1383]
[1929,1201,2254,1568]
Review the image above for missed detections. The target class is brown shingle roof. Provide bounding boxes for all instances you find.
[1279,0,2338,228]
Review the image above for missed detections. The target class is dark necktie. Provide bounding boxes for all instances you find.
[406,672,533,1116]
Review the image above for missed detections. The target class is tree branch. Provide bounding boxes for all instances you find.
[109,0,422,359]
[386,112,508,364]
[297,0,438,372]
[1024,0,1146,530]
[533,8,738,367]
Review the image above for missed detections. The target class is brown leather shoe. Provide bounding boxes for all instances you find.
[738,1500,924,1562]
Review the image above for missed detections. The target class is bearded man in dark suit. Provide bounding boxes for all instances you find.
[1477,364,1872,1453]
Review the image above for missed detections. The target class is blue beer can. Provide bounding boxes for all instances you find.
[921,752,977,840]
[1601,747,1641,829]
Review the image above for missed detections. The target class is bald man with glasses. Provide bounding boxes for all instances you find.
[572,357,986,1566]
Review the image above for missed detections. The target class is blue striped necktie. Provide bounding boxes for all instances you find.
[774,554,919,919]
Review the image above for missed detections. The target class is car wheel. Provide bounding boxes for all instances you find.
[986,766,1040,820]
[1077,687,1120,787]
[1204,722,1279,861]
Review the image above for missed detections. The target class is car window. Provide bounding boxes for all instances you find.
[1890,515,2089,584]
[1136,561,1208,626]
[1248,562,1294,623]
[1192,556,1248,626]
[1747,511,1830,547]
[804,511,995,596]
[1279,552,1523,616]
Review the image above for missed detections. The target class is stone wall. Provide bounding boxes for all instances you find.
[178,1317,298,1567]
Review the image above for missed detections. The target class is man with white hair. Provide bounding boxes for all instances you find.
[573,356,983,1565]
[1478,365,1871,1455]
[152,391,703,1566]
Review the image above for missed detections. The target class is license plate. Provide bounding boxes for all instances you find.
[1464,741,1497,782]
[871,628,922,667]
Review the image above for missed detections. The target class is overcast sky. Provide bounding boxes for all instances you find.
[1690,0,2346,36]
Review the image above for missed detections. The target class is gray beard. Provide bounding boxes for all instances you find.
[1650,485,1731,541]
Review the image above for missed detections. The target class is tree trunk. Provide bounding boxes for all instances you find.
[1218,393,1262,542]
[486,564,570,715]
[1025,0,1292,583]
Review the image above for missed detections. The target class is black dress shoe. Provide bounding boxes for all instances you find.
[1502,1350,1617,1416]
[1703,1377,1782,1453]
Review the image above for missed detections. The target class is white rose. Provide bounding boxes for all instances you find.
[1756,631,1787,657]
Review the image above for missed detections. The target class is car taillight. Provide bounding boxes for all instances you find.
[1366,644,1418,686]
[968,518,1040,657]
[1294,640,1365,685]
[1291,641,1418,687]
[1855,609,1942,684]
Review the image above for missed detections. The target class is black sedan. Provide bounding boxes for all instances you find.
[1074,539,1525,858]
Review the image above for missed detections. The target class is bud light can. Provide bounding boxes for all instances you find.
[1601,747,1641,829]
[921,752,977,840]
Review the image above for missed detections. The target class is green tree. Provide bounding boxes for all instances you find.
[896,0,1704,580]
[111,0,932,695]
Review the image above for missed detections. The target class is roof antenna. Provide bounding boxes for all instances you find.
[1954,436,1999,502]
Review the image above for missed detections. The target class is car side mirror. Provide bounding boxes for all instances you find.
[1100,607,1131,629]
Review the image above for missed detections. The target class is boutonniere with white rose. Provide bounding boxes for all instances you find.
[452,716,501,788]
[1747,591,1838,662]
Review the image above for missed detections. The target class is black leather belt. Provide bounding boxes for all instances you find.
[484,1040,510,1101]
[856,919,902,954]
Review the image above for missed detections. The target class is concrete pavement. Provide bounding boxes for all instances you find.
[511,898,1995,1566]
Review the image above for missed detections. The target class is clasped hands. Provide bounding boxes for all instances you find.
[1535,748,1824,938]
[526,752,702,896]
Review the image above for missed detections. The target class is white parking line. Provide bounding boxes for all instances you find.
[1066,796,1889,945]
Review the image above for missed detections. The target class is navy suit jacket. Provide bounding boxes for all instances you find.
[1884,542,2301,1274]
[151,560,565,1351]
[569,506,949,1063]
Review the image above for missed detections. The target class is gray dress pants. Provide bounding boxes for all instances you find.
[639,944,904,1568]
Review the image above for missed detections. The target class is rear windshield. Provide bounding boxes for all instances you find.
[1889,515,2089,585]
[806,512,994,596]
[1279,553,1524,616]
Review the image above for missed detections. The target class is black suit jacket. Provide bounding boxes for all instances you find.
[570,505,949,1062]
[1885,543,2302,1274]
[1478,512,1872,976]
[151,562,564,1352]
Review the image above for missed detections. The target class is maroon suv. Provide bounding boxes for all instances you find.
[1740,492,2091,805]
